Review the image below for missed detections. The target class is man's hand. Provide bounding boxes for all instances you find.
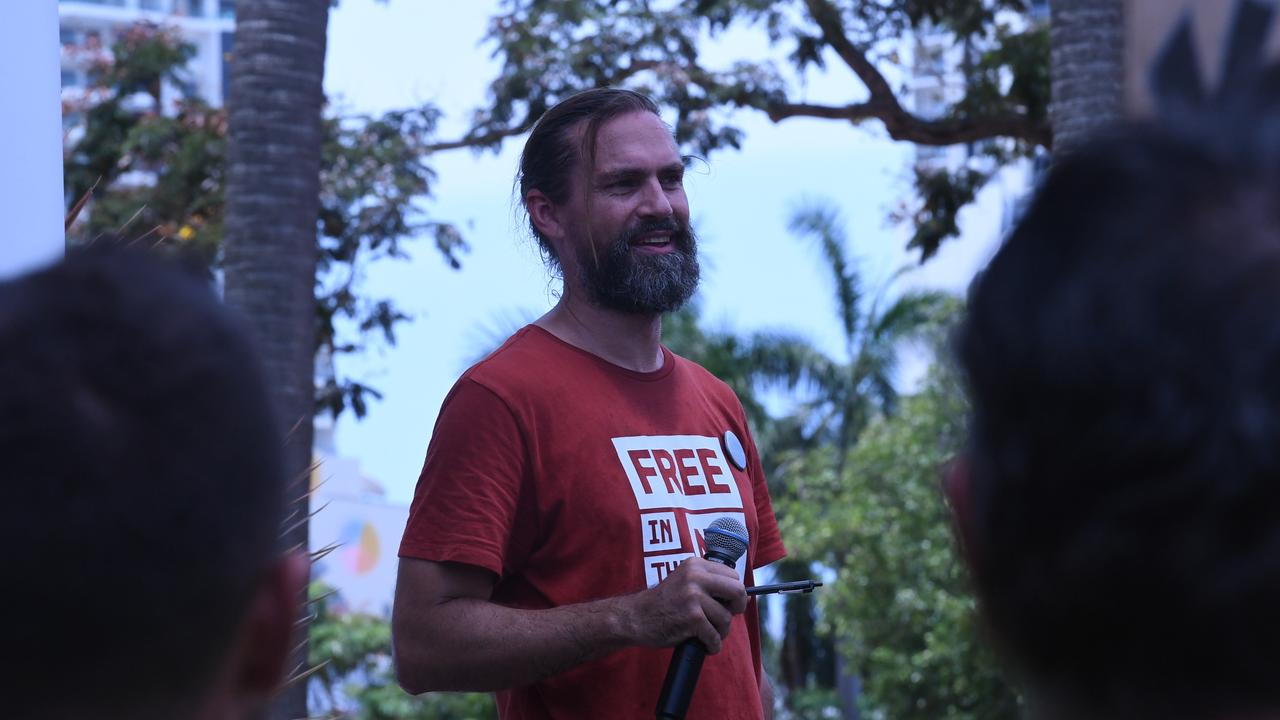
[623,557,748,654]
[392,556,748,693]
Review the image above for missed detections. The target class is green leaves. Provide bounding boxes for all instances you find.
[474,0,790,157]
[663,298,819,433]
[776,370,1020,720]
[782,199,962,455]
[906,165,991,262]
[788,202,862,350]
[956,23,1051,129]
[463,0,1049,261]
[308,585,496,720]
[93,23,196,100]
[63,23,465,420]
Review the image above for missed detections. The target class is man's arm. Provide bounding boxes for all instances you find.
[392,556,748,694]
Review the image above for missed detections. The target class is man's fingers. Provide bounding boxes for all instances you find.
[682,557,738,579]
[642,557,751,651]
[697,622,723,654]
[701,575,748,612]
[701,595,734,638]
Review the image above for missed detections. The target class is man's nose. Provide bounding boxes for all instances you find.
[638,177,674,217]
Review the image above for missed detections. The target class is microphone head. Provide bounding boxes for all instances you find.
[704,516,749,565]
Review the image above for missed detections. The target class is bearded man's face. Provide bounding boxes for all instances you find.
[561,111,699,314]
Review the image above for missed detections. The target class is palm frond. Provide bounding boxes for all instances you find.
[867,367,899,418]
[872,290,961,342]
[281,500,332,539]
[310,541,341,564]
[64,178,101,232]
[745,332,843,393]
[788,199,861,353]
[282,658,330,690]
[284,414,310,444]
[307,586,340,608]
[293,474,330,505]
[465,306,542,368]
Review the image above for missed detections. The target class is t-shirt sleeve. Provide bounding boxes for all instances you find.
[746,424,787,569]
[398,377,528,578]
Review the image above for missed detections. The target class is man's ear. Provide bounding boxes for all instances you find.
[234,550,310,698]
[526,189,566,246]
[943,455,978,571]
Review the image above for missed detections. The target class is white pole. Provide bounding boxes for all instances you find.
[0,1,65,279]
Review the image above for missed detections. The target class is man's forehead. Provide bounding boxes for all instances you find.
[581,111,681,172]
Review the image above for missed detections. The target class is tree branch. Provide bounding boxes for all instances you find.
[423,117,537,153]
[803,0,898,104]
[424,60,668,153]
[796,0,1051,149]
[766,101,1051,147]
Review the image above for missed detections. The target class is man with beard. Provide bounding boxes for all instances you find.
[392,89,786,719]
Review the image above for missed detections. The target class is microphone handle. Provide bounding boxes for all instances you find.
[654,549,738,719]
[656,638,705,719]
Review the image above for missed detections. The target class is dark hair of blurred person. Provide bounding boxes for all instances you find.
[951,63,1280,719]
[1,246,307,720]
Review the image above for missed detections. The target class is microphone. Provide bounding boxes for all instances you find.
[655,516,750,720]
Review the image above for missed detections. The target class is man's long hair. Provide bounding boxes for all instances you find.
[515,87,661,272]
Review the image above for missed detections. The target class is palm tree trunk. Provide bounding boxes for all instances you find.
[1050,0,1125,156]
[223,1,330,718]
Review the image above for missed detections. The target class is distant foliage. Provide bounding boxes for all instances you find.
[777,368,1020,720]
[62,23,466,419]
[309,585,496,720]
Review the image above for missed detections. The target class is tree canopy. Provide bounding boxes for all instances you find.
[777,365,1019,719]
[62,23,465,418]
[449,0,1049,260]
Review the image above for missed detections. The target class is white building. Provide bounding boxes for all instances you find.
[308,353,410,617]
[311,416,409,617]
[59,0,235,108]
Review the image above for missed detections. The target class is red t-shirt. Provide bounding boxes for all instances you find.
[400,325,787,719]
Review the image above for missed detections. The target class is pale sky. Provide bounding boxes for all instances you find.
[322,0,1014,505]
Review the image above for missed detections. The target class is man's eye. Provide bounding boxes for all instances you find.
[661,176,684,189]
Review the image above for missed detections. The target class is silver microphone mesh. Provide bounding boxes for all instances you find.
[704,516,749,563]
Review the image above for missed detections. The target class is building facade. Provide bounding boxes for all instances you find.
[59,0,235,108]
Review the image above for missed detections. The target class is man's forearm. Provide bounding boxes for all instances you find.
[395,593,634,694]
[393,555,745,695]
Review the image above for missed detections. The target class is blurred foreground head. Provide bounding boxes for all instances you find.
[0,247,306,720]
[955,59,1280,719]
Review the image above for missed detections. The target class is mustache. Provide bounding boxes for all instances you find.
[619,218,685,244]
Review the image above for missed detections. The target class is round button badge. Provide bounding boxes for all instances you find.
[722,430,748,471]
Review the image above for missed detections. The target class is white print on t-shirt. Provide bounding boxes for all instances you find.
[611,435,748,588]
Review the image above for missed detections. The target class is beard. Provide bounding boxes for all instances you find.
[575,218,700,315]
